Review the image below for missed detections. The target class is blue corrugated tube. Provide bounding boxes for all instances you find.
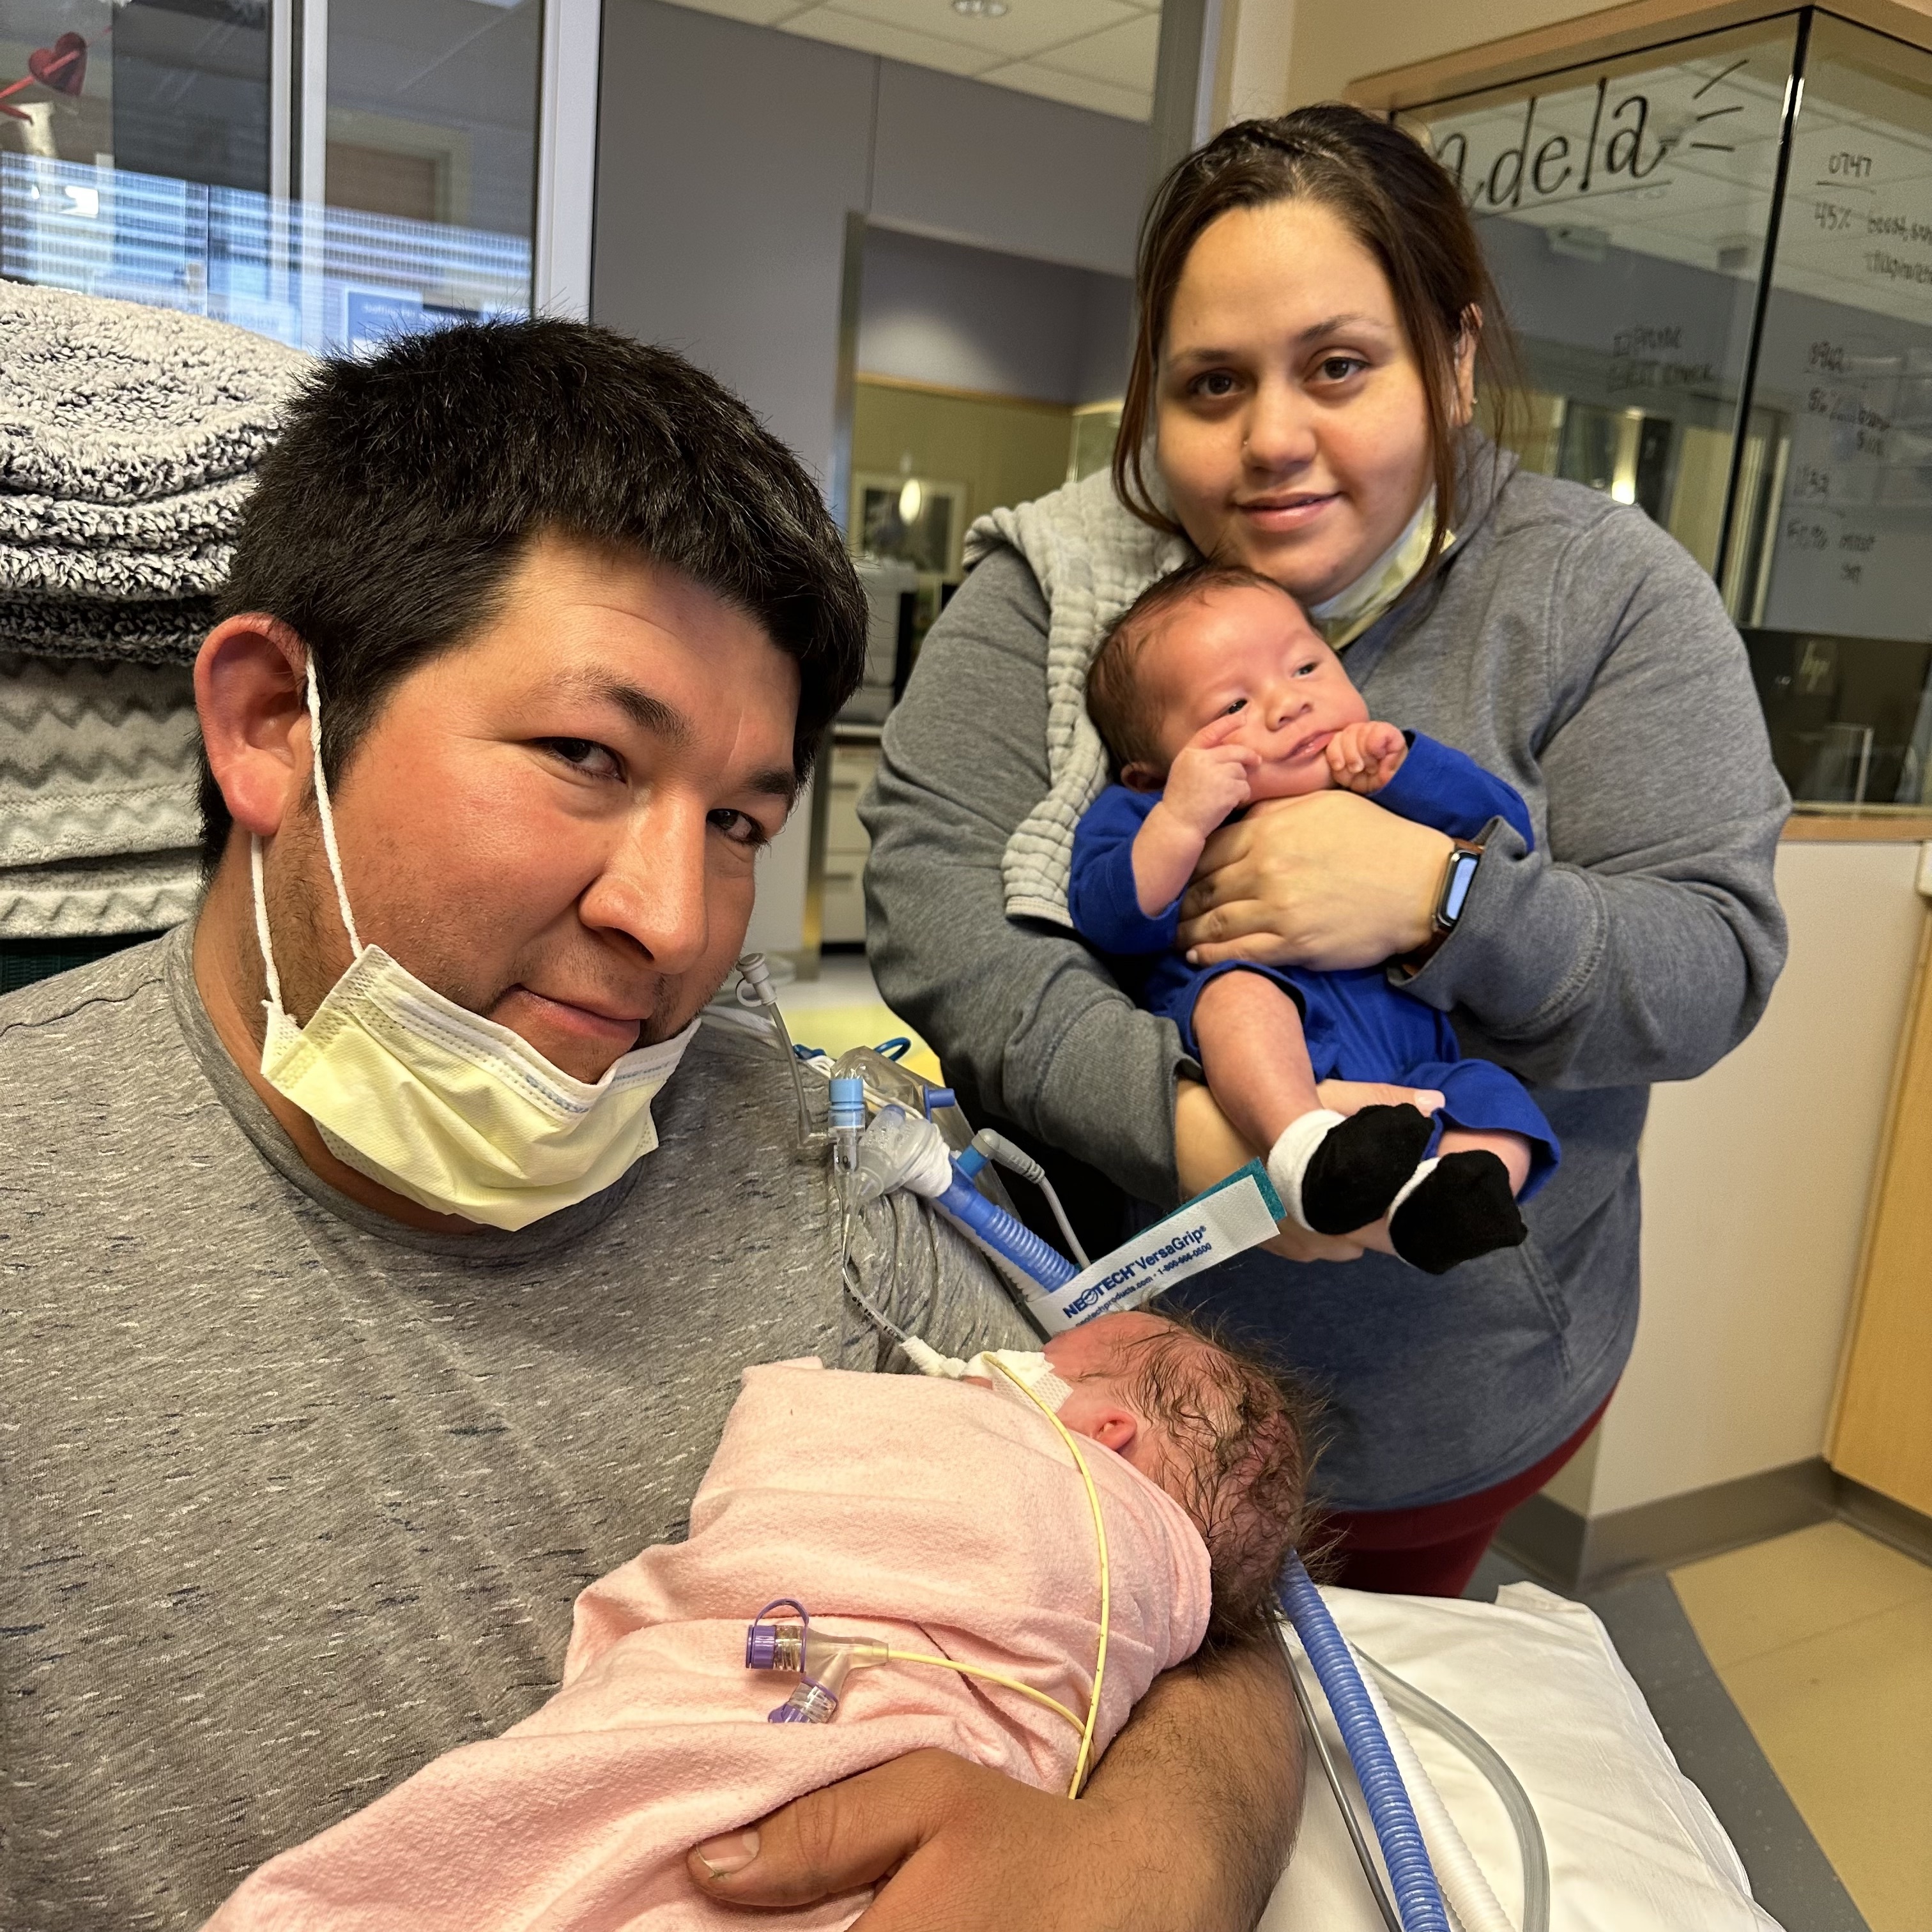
[1278,1553,1452,1932]
[933,1166,1078,1291]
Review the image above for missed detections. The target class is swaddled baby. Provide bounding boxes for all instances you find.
[203,1309,1313,1931]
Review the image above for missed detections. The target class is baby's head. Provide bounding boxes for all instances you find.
[1043,1308,1317,1644]
[1086,562,1367,799]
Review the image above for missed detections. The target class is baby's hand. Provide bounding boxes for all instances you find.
[1326,720,1407,794]
[1163,714,1258,834]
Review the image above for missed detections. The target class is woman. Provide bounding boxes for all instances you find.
[861,107,1788,1595]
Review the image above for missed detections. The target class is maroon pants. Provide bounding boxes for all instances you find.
[1320,1393,1614,1597]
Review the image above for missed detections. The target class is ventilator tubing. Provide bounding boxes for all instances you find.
[1278,1553,1452,1932]
[933,1167,1079,1292]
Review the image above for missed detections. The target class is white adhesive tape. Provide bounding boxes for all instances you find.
[1025,1160,1285,1335]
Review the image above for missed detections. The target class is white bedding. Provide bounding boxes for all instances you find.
[1261,1583,1786,1932]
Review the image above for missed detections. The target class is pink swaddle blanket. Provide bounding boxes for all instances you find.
[205,1358,1213,1931]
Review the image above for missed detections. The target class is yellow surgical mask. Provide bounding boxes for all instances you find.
[249,661,699,1230]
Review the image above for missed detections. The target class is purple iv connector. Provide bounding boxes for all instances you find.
[746,1597,888,1724]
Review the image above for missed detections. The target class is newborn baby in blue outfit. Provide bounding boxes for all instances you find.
[1070,561,1559,1275]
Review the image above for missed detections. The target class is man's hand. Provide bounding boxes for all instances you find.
[1325,720,1407,795]
[690,1643,1303,1931]
[689,1751,1183,1931]
[1164,712,1259,836]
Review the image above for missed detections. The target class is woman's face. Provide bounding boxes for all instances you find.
[1155,197,1464,606]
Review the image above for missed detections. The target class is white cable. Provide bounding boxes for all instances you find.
[1353,1648,1517,1932]
[971,1130,1091,1268]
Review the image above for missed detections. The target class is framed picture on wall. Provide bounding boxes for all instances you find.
[852,473,966,578]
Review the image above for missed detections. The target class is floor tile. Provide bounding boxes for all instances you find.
[1670,1520,1932,1668]
[1715,1593,1932,1932]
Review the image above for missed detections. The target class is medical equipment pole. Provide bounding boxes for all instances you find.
[1278,1555,1452,1932]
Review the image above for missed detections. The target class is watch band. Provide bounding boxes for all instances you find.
[1395,838,1484,981]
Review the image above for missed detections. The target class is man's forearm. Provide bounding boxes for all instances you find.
[1086,1634,1305,1930]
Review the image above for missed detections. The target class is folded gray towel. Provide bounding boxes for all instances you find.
[0,653,201,868]
[0,845,201,938]
[0,468,256,552]
[0,537,231,601]
[0,280,308,503]
[0,595,215,665]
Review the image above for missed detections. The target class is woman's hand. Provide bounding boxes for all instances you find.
[1175,1077,1444,1262]
[1177,790,1451,971]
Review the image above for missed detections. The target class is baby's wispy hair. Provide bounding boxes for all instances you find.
[1108,1305,1324,1646]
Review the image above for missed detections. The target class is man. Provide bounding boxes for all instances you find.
[0,321,1300,1929]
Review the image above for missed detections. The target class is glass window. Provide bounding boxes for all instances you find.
[1400,19,1802,583]
[323,0,539,353]
[1743,14,1932,809]
[0,0,539,352]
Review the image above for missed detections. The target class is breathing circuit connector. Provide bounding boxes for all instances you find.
[962,1130,1091,1269]
[828,1075,867,1177]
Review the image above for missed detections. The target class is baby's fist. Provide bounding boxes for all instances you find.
[1326,720,1407,793]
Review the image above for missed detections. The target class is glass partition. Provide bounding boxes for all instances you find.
[1743,14,1932,809]
[1401,9,1932,814]
[0,0,537,354]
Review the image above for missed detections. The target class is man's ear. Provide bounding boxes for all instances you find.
[194,614,314,841]
[1119,761,1165,794]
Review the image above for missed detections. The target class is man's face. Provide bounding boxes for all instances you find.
[271,533,799,1083]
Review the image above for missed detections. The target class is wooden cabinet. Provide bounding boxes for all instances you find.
[1830,895,1932,1516]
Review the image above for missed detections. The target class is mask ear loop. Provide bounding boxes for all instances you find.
[303,657,364,957]
[249,834,285,1015]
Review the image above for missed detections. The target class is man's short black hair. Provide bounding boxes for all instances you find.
[199,318,866,871]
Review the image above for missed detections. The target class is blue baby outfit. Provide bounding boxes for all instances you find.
[1068,734,1561,1198]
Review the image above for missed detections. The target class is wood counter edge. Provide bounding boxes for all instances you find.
[1782,815,1932,843]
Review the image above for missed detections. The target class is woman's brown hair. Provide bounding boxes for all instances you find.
[1114,103,1519,583]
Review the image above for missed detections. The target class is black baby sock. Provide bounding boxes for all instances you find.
[1268,1104,1436,1236]
[1387,1151,1528,1275]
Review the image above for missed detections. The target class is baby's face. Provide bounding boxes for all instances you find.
[1137,583,1368,801]
[1043,1310,1190,1489]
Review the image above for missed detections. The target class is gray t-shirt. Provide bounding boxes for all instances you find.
[0,923,1032,1929]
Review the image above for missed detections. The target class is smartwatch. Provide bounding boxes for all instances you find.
[1396,838,1483,980]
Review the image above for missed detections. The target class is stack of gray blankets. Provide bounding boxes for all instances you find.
[1,280,308,939]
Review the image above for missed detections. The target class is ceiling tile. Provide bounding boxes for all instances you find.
[655,0,812,27]
[979,57,1148,121]
[825,0,1142,66]
[1025,7,1157,90]
[783,4,1000,75]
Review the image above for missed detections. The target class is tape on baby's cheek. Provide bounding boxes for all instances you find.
[968,1351,1073,1413]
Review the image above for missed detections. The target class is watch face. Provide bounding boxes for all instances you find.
[1443,850,1480,924]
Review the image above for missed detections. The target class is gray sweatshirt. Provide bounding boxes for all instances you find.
[862,448,1790,1512]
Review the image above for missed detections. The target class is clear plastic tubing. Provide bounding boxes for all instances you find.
[1361,1652,1550,1932]
[933,1165,1078,1292]
[1278,1554,1452,1932]
[1354,1659,1517,1932]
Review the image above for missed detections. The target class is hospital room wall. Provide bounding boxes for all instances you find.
[591,0,1147,960]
